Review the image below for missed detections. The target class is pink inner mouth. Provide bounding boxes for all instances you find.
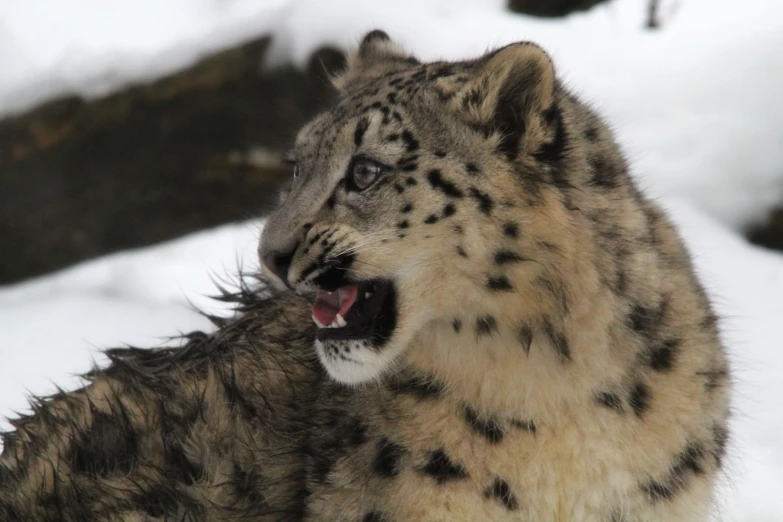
[312,284,359,326]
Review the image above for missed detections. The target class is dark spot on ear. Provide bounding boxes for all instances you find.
[629,382,651,417]
[373,438,407,477]
[595,391,623,413]
[492,83,525,162]
[487,275,514,292]
[484,478,519,510]
[649,339,680,372]
[476,315,497,338]
[464,406,504,444]
[424,214,439,224]
[453,318,462,332]
[401,130,419,152]
[396,220,409,229]
[426,169,464,198]
[542,319,571,361]
[354,117,370,147]
[421,449,468,484]
[456,246,467,258]
[469,187,494,215]
[503,222,519,238]
[494,250,526,265]
[518,325,533,355]
[443,203,456,217]
[532,106,568,165]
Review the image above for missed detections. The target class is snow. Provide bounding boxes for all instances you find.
[1,0,782,519]
[2,0,782,230]
[0,221,262,430]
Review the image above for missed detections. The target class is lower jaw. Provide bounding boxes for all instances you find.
[315,279,397,344]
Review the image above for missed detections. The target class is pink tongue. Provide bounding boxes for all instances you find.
[312,284,359,326]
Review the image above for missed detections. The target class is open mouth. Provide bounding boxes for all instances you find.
[311,279,396,343]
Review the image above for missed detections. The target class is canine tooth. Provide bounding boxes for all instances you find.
[329,320,339,328]
[336,314,347,327]
[312,314,328,328]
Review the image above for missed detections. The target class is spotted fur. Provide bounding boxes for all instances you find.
[1,31,731,521]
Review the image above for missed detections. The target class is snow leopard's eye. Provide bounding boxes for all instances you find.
[347,156,386,192]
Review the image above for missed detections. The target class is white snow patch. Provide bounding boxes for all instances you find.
[1,0,782,519]
[0,221,262,431]
[2,0,781,228]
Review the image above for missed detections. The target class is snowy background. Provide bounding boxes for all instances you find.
[1,0,782,519]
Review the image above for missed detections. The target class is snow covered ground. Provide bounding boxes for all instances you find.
[3,0,782,230]
[1,0,782,519]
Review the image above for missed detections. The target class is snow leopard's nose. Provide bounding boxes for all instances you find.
[262,249,295,284]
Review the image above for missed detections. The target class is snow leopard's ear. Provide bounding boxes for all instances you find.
[333,30,419,90]
[460,42,559,162]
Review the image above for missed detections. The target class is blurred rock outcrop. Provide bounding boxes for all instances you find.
[1,25,781,286]
[507,0,610,17]
[748,206,783,251]
[0,38,345,284]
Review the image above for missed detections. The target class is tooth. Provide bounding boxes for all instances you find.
[365,292,372,299]
[312,314,327,328]
[329,320,339,328]
[336,314,347,327]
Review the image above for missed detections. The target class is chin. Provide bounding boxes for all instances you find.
[315,339,394,385]
[307,279,400,384]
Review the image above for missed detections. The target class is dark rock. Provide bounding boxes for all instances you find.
[507,0,610,17]
[0,38,345,284]
[748,205,783,251]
